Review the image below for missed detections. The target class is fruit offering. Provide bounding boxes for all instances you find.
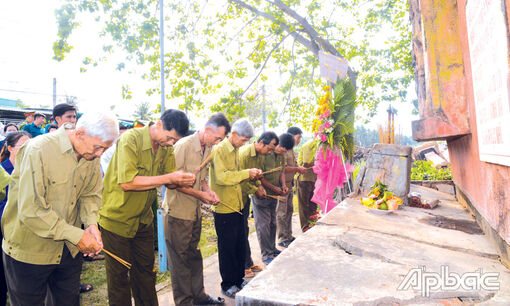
[360,180,402,210]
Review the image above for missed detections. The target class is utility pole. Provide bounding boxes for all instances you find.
[261,85,266,132]
[53,78,56,107]
[159,0,165,113]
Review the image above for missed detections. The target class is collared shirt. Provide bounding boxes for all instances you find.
[22,122,44,138]
[297,140,317,182]
[99,125,176,238]
[239,143,263,202]
[262,152,286,196]
[284,149,298,186]
[2,127,102,265]
[209,138,250,214]
[163,132,211,221]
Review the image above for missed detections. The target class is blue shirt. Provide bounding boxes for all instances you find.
[0,159,13,219]
[22,123,44,138]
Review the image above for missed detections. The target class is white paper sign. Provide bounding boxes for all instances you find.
[319,51,349,83]
[466,0,510,166]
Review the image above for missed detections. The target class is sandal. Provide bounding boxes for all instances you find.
[79,284,93,294]
[244,268,255,278]
[195,295,225,305]
[221,285,240,298]
[249,264,263,272]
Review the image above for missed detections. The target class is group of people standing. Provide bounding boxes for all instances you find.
[0,105,318,306]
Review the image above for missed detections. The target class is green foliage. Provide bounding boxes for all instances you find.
[53,0,413,125]
[133,101,151,120]
[411,161,453,181]
[331,78,357,159]
[352,159,366,183]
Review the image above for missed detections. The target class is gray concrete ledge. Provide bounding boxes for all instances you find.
[236,185,510,305]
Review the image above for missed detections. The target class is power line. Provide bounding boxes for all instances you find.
[0,88,67,97]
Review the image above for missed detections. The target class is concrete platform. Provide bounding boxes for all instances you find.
[236,185,510,305]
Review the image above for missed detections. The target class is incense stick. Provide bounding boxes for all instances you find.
[103,249,132,270]
[219,201,243,215]
[193,148,216,175]
[262,166,283,175]
[266,194,285,201]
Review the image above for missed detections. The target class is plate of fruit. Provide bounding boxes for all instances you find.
[360,181,402,214]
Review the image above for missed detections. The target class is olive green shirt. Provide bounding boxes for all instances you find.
[239,143,263,203]
[209,138,250,214]
[163,132,211,221]
[2,127,102,265]
[99,125,176,238]
[0,167,10,202]
[262,152,286,196]
[284,149,298,187]
[297,140,317,182]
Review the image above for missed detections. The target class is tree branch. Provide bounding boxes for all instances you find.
[238,32,291,99]
[228,0,319,56]
[227,15,259,47]
[271,0,357,86]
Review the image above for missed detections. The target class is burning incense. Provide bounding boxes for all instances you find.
[193,147,217,175]
[266,194,285,201]
[219,201,243,215]
[103,249,132,270]
[262,166,283,175]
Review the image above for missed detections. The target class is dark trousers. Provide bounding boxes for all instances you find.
[242,198,254,269]
[164,214,207,306]
[3,247,82,306]
[213,212,245,291]
[0,229,7,306]
[101,223,158,306]
[252,197,278,261]
[297,181,317,231]
[276,191,294,243]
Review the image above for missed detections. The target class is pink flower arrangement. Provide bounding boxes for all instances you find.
[319,134,327,142]
[323,121,331,129]
[319,110,331,120]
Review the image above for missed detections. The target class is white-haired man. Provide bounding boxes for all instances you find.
[2,112,119,306]
[209,119,262,298]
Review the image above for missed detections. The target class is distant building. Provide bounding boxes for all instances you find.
[410,0,510,267]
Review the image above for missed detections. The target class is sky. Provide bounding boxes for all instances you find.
[0,0,418,136]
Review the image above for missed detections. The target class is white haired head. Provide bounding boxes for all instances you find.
[231,119,254,138]
[76,112,119,142]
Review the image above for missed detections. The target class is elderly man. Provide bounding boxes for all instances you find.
[297,139,318,231]
[239,131,278,277]
[255,133,295,265]
[209,119,261,298]
[22,113,46,138]
[163,113,230,306]
[99,109,195,306]
[2,112,118,306]
[277,127,307,248]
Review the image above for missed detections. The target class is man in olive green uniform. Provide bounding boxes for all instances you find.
[209,119,261,298]
[297,139,318,231]
[99,109,195,306]
[239,133,276,277]
[254,133,294,265]
[2,112,118,306]
[163,114,230,306]
[277,127,307,248]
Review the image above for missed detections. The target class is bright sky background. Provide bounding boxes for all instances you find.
[0,0,418,136]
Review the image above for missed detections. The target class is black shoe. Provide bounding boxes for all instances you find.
[195,294,225,305]
[273,250,281,256]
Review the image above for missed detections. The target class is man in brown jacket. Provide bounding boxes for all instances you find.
[163,113,231,305]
